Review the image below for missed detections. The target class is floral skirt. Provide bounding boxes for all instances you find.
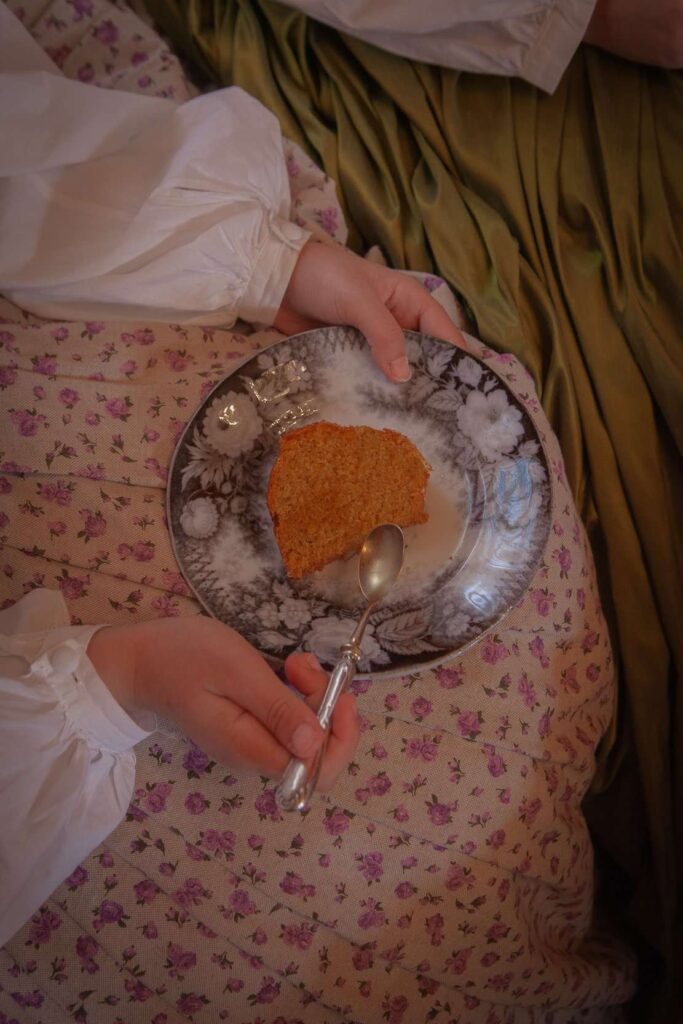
[0,0,636,1022]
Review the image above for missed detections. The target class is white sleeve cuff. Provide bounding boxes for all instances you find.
[0,589,154,752]
[237,217,311,325]
[32,628,156,751]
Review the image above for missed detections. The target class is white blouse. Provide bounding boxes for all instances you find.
[0,589,153,948]
[0,2,310,326]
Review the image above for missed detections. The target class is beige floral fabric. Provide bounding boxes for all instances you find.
[0,1,635,1021]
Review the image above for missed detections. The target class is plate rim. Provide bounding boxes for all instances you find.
[166,326,555,680]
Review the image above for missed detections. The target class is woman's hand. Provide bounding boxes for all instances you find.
[87,615,359,791]
[275,241,465,382]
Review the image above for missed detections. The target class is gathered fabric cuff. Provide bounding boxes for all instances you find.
[0,588,155,752]
[238,216,311,325]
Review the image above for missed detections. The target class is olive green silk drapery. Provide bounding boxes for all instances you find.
[145,0,682,1012]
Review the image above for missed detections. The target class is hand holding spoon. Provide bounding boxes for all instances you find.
[275,523,405,812]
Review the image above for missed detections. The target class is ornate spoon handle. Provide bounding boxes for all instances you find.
[275,650,357,812]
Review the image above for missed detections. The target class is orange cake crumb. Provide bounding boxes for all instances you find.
[267,421,430,579]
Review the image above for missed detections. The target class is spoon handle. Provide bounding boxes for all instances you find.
[275,651,357,812]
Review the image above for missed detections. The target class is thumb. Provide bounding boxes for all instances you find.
[349,295,412,383]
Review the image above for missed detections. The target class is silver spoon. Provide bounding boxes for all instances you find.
[275,523,405,812]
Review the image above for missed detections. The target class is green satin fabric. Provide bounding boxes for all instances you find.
[146,0,682,1010]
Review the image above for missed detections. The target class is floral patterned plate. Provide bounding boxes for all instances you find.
[167,327,551,677]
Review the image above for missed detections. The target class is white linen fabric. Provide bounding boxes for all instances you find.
[280,0,597,93]
[0,2,310,326]
[0,590,154,948]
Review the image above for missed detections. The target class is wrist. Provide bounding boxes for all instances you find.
[238,219,310,325]
[87,624,144,719]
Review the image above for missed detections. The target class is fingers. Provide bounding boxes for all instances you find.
[125,616,357,790]
[194,658,358,787]
[350,294,412,382]
[204,632,325,761]
[283,651,328,700]
[180,645,330,776]
[416,294,467,350]
[380,270,466,350]
[351,265,465,376]
[289,245,413,382]
[275,239,465,380]
[190,690,297,776]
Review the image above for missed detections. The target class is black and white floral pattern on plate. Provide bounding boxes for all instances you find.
[167,327,552,677]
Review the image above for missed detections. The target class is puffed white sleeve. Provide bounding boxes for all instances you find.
[0,3,310,326]
[280,0,596,94]
[0,589,155,948]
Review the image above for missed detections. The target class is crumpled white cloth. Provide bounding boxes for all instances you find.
[281,0,596,93]
[0,2,310,325]
[0,589,154,948]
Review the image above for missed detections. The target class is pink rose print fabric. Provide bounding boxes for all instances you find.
[0,0,635,1021]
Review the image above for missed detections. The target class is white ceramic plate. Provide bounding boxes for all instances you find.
[167,327,551,677]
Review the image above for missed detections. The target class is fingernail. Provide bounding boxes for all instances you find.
[304,652,322,671]
[291,722,319,757]
[390,356,411,382]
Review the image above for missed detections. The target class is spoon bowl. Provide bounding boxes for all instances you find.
[359,524,405,605]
